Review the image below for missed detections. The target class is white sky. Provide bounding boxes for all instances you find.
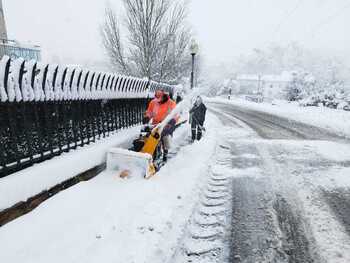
[3,0,350,65]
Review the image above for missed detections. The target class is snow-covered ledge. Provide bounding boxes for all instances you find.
[0,126,141,211]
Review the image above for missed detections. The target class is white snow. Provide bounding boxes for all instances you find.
[2,97,350,262]
[0,57,176,102]
[9,58,24,102]
[0,113,220,263]
[0,127,141,211]
[0,57,9,102]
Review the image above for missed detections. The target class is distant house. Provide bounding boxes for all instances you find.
[236,72,294,99]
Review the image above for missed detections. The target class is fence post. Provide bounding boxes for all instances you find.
[0,103,8,177]
[45,102,55,156]
[6,103,21,167]
[78,100,85,147]
[20,102,34,162]
[55,101,63,154]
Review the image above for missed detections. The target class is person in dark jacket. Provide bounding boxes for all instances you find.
[189,96,207,141]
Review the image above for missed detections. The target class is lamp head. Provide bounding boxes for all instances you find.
[189,39,199,55]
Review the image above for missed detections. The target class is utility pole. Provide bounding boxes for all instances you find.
[190,54,195,89]
[0,0,7,41]
[258,74,261,94]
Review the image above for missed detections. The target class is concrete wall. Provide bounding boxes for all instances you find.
[0,0,7,40]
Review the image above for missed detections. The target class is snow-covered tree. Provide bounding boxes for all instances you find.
[100,0,193,84]
[285,71,315,101]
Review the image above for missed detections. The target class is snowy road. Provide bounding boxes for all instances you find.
[194,101,350,263]
[209,102,348,142]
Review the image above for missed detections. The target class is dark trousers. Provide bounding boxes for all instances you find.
[191,121,203,141]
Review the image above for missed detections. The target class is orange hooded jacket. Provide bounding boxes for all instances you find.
[146,95,177,125]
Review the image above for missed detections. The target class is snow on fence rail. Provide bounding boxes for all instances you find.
[0,56,175,178]
[0,56,173,102]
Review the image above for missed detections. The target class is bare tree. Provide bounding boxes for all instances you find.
[101,0,192,83]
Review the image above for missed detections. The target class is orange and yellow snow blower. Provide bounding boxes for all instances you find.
[107,125,162,179]
[107,98,189,179]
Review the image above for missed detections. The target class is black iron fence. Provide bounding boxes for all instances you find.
[0,56,174,178]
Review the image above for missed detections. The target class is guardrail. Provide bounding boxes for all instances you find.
[0,56,174,178]
[245,95,264,103]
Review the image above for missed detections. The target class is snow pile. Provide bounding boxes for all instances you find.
[0,56,174,102]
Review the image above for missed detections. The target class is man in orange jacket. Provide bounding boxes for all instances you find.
[143,90,177,161]
[145,91,176,124]
[144,90,163,123]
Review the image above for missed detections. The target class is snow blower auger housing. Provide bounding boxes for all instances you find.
[107,126,162,179]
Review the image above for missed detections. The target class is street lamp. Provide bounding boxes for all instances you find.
[189,39,199,89]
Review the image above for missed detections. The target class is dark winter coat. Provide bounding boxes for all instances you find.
[190,103,207,125]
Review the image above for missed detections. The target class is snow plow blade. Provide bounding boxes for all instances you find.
[107,148,156,179]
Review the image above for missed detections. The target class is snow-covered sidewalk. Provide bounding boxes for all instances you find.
[0,127,141,211]
[207,97,350,138]
[0,114,220,263]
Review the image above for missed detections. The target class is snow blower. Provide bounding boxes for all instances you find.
[107,95,191,179]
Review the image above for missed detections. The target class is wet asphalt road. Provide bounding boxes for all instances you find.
[203,102,350,263]
[209,102,348,142]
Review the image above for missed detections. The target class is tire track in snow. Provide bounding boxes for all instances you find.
[170,144,234,263]
[323,189,350,236]
[227,142,288,263]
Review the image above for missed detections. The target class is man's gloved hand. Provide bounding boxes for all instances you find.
[142,116,150,124]
[163,119,176,136]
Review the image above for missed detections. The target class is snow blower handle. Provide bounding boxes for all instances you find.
[151,126,161,139]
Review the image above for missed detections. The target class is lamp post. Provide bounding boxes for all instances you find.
[189,39,199,89]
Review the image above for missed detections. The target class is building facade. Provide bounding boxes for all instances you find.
[0,39,41,60]
[236,72,294,99]
[0,0,41,61]
[0,0,7,40]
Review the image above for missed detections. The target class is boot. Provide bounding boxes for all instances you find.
[197,129,202,140]
[163,149,168,162]
[191,130,196,141]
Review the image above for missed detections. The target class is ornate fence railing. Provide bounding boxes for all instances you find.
[0,56,174,178]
